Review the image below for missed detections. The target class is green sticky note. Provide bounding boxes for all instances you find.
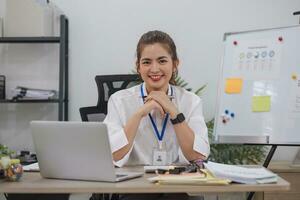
[252,96,271,112]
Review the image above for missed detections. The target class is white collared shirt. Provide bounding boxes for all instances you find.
[104,83,210,167]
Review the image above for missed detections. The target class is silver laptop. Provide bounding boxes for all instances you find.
[30,121,143,182]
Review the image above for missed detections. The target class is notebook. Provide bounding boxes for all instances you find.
[204,161,277,184]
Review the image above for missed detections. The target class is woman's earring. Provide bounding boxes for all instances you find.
[172,70,178,78]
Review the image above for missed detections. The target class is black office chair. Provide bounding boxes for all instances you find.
[80,74,139,200]
[79,74,140,122]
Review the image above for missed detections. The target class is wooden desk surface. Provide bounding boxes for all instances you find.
[0,167,290,194]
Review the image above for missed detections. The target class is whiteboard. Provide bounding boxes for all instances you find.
[213,25,300,145]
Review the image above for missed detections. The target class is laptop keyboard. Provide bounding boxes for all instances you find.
[116,174,127,178]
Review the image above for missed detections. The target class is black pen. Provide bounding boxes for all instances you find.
[140,96,174,99]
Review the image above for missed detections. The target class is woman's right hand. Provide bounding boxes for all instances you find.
[137,99,165,118]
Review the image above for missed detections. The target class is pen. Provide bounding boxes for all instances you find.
[140,96,175,99]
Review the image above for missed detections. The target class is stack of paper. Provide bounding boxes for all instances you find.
[11,86,57,100]
[148,170,231,185]
[204,161,278,184]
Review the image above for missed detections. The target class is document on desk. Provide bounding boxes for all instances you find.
[204,161,278,184]
[23,162,40,172]
[148,170,231,185]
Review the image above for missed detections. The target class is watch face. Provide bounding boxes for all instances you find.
[171,113,185,124]
[177,113,185,122]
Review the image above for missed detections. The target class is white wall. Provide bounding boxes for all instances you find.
[0,0,6,36]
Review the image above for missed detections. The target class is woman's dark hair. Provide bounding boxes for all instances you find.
[136,30,178,85]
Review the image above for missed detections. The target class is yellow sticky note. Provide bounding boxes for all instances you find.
[225,78,243,94]
[252,96,271,112]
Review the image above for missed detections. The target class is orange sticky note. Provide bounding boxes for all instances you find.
[225,78,243,94]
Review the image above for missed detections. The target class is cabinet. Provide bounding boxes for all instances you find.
[0,15,68,152]
[0,15,68,121]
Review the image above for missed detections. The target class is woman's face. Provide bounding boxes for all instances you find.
[137,43,177,93]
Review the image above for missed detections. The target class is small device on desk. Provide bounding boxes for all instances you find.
[144,165,175,173]
[144,165,198,174]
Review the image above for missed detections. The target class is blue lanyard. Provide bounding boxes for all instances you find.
[140,84,173,142]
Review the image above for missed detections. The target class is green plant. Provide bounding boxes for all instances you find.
[0,144,14,158]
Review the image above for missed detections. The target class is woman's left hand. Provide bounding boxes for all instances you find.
[145,91,179,119]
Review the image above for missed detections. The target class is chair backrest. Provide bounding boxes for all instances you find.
[79,74,140,122]
[79,106,107,122]
[95,74,140,115]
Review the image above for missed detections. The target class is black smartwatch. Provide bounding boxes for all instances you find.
[170,113,185,125]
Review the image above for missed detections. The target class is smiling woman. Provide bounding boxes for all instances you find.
[102,30,209,199]
[104,30,210,168]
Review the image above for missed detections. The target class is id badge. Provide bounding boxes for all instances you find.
[153,149,167,166]
[152,141,167,165]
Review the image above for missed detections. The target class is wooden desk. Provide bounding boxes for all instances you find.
[0,167,290,194]
[0,167,290,193]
